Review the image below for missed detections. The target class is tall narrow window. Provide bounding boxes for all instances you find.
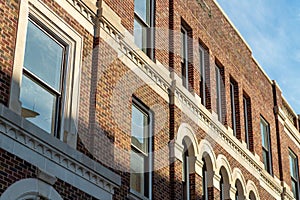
[202,159,208,200]
[183,150,190,200]
[230,80,237,136]
[130,100,152,198]
[220,175,224,200]
[215,64,224,122]
[260,117,272,174]
[199,45,206,106]
[289,150,299,200]
[134,0,154,57]
[181,26,189,89]
[20,19,67,137]
[243,94,252,150]
[235,183,239,200]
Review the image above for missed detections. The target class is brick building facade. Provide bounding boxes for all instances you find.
[0,0,300,199]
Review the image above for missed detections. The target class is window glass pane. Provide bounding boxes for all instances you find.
[134,19,146,51]
[262,149,269,171]
[20,75,57,134]
[24,21,64,91]
[131,104,148,153]
[130,150,145,194]
[260,120,269,149]
[292,180,297,198]
[289,153,298,179]
[134,0,149,23]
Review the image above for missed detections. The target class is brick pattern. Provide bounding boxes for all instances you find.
[2,0,300,199]
[0,0,20,106]
[0,149,36,194]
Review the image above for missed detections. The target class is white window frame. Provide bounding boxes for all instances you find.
[9,0,82,147]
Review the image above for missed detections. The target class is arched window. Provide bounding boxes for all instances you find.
[219,167,230,200]
[202,158,208,200]
[182,137,195,200]
[249,191,257,200]
[235,180,245,200]
[220,174,224,200]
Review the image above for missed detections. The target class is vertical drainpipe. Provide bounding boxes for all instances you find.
[168,0,176,199]
[88,0,103,154]
[272,80,283,182]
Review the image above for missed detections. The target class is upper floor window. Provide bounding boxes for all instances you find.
[10,0,82,147]
[134,0,154,58]
[130,99,152,198]
[243,94,252,150]
[215,64,225,123]
[20,19,66,137]
[289,149,299,200]
[230,78,239,137]
[181,26,189,89]
[260,116,272,174]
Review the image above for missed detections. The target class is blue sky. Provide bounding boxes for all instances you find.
[216,0,300,114]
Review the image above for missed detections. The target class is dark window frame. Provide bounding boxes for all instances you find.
[134,0,155,59]
[260,116,273,175]
[289,149,299,200]
[130,97,153,199]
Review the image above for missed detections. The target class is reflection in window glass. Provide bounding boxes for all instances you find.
[134,0,149,23]
[24,21,64,91]
[131,104,148,153]
[20,75,57,134]
[20,19,66,136]
[130,101,151,198]
[130,150,145,194]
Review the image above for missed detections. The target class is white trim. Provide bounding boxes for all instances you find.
[216,154,233,185]
[0,178,63,200]
[246,180,260,200]
[232,168,247,197]
[9,0,83,147]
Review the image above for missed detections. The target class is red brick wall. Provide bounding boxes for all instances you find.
[0,0,20,106]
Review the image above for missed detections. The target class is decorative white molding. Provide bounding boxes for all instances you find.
[98,2,289,198]
[0,106,120,198]
[0,178,63,200]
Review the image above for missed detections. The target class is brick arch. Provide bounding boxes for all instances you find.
[216,154,233,185]
[175,123,199,156]
[232,168,246,197]
[0,178,63,200]
[246,180,260,200]
[198,139,217,172]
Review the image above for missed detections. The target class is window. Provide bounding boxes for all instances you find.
[183,150,190,200]
[181,26,189,89]
[215,64,224,122]
[243,94,252,150]
[20,19,66,136]
[220,175,224,200]
[289,150,299,200]
[130,100,152,198]
[10,0,82,147]
[202,159,208,200]
[260,117,272,174]
[230,79,239,137]
[199,45,207,106]
[134,0,154,58]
